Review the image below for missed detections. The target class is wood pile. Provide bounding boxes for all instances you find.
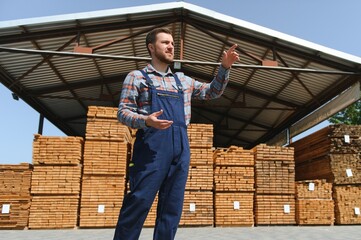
[187,124,213,148]
[253,144,296,225]
[213,146,255,226]
[28,135,83,229]
[290,124,361,184]
[185,124,214,225]
[295,179,334,225]
[0,163,32,229]
[179,191,214,226]
[291,124,361,225]
[214,192,254,226]
[79,106,131,228]
[333,185,361,224]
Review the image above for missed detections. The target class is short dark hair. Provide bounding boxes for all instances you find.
[145,27,173,56]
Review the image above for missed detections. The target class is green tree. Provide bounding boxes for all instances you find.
[329,99,361,125]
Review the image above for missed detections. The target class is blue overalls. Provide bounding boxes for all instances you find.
[114,70,190,240]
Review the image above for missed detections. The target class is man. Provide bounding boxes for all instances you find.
[114,27,239,240]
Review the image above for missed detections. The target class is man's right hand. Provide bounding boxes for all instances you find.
[145,109,173,129]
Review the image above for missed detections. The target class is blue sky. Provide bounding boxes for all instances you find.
[1,0,360,164]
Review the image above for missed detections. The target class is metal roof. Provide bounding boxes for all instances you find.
[1,2,360,148]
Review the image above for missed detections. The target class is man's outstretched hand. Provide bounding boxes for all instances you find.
[145,109,173,129]
[221,44,240,69]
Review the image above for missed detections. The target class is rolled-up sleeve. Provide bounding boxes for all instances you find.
[191,65,230,100]
[117,72,148,129]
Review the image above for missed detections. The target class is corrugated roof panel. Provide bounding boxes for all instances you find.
[20,64,61,90]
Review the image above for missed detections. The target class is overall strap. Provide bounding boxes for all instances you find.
[173,73,183,93]
[139,70,153,87]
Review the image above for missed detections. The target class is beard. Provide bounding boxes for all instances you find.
[154,48,174,64]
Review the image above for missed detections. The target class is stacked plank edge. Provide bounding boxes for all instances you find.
[0,163,32,229]
[79,106,131,228]
[253,144,296,225]
[29,135,83,229]
[291,124,361,224]
[213,146,255,226]
[295,179,334,225]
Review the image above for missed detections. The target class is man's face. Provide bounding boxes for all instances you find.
[150,32,174,64]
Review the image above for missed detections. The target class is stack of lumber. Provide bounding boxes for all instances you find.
[184,124,214,226]
[29,135,83,229]
[291,124,361,225]
[253,144,296,225]
[333,185,361,224]
[187,124,213,148]
[179,191,214,226]
[186,124,214,191]
[79,106,131,228]
[144,124,214,227]
[213,146,255,226]
[290,124,361,183]
[0,163,32,229]
[295,179,334,225]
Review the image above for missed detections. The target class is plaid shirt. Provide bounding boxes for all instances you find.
[117,63,230,129]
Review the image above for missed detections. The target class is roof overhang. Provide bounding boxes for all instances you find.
[1,2,360,148]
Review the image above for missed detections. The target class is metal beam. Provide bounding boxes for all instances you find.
[0,47,358,75]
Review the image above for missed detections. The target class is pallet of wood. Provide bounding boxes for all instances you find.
[83,140,130,175]
[186,124,214,191]
[79,175,126,227]
[333,185,361,224]
[28,195,79,229]
[179,190,214,226]
[254,194,296,225]
[295,180,334,225]
[213,146,255,226]
[290,124,361,184]
[187,124,213,148]
[186,164,214,190]
[253,144,296,225]
[32,134,83,165]
[214,146,254,166]
[214,166,254,192]
[86,106,132,142]
[79,106,130,228]
[0,163,32,229]
[253,144,295,195]
[214,192,254,226]
[31,165,82,195]
[29,135,83,229]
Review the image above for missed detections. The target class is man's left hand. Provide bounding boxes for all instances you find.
[221,44,239,69]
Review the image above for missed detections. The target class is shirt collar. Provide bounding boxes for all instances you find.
[145,63,174,76]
